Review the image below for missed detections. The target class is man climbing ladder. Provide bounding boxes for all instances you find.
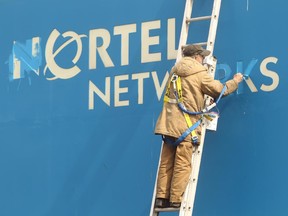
[154,44,243,208]
[150,0,244,216]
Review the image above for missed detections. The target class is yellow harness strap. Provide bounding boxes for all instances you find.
[164,74,198,142]
[176,77,198,141]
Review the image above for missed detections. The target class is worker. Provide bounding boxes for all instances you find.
[154,44,243,208]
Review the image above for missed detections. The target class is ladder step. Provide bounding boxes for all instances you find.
[187,15,212,23]
[192,42,208,47]
[154,207,180,213]
[182,42,208,50]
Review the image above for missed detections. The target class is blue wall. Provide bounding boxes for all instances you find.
[0,0,287,216]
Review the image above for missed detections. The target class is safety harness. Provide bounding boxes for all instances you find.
[163,73,227,147]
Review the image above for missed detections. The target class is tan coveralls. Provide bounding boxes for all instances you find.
[154,56,239,203]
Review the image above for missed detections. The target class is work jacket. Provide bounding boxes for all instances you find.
[154,56,239,142]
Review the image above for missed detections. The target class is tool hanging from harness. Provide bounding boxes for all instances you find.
[163,73,227,147]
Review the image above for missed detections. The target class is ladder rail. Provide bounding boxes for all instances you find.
[179,133,206,216]
[149,143,164,216]
[179,60,218,216]
[206,0,222,55]
[176,0,194,62]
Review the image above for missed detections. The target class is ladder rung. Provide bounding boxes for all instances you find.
[193,42,208,47]
[154,207,180,213]
[187,15,212,23]
[182,42,207,50]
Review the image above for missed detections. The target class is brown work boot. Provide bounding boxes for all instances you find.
[155,198,169,208]
[170,202,181,208]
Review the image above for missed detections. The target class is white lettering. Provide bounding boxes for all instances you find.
[115,74,129,107]
[152,71,169,100]
[13,57,21,79]
[132,72,150,104]
[260,57,279,92]
[45,29,86,80]
[89,78,111,109]
[114,24,137,66]
[141,20,161,63]
[88,71,170,109]
[167,18,177,60]
[89,29,114,70]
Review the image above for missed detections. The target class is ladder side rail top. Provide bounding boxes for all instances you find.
[206,0,222,59]
[176,0,194,62]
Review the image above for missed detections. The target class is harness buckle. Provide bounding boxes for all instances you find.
[171,73,178,83]
[171,73,179,97]
[191,135,199,146]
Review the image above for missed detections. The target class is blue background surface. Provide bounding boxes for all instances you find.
[0,0,287,216]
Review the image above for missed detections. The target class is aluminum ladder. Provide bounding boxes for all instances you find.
[149,0,222,216]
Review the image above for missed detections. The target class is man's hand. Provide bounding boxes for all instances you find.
[233,73,244,84]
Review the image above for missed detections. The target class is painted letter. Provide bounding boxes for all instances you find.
[89,28,114,70]
[89,78,111,110]
[260,57,279,92]
[132,72,150,104]
[152,71,169,100]
[115,75,129,107]
[45,30,85,80]
[141,20,161,63]
[237,59,258,93]
[114,24,137,66]
[167,18,177,60]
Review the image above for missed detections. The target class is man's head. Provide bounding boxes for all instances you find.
[182,44,210,63]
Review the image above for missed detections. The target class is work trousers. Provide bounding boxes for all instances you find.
[156,139,193,203]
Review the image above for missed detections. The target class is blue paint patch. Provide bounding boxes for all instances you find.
[237,58,258,78]
[236,59,258,94]
[8,37,42,82]
[215,63,232,83]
